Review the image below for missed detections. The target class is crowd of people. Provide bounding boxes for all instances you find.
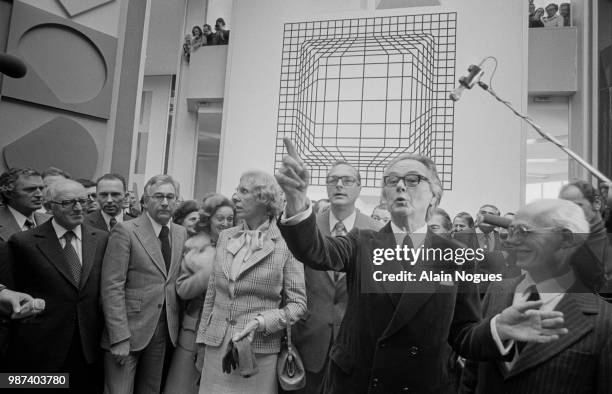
[0,142,611,393]
[529,1,572,28]
[183,18,230,62]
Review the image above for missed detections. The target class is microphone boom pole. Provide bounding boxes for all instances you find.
[452,60,612,185]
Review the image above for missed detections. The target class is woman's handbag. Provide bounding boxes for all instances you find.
[276,323,306,391]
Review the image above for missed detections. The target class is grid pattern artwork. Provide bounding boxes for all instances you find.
[274,13,457,189]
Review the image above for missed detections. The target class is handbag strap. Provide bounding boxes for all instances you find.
[286,322,293,352]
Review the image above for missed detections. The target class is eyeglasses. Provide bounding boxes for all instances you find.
[87,193,97,201]
[326,176,359,186]
[150,193,176,202]
[49,198,89,208]
[383,174,429,187]
[506,225,559,239]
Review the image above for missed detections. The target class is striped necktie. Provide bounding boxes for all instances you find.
[331,221,347,281]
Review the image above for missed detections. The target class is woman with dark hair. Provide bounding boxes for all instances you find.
[196,170,306,394]
[164,194,235,394]
[173,200,201,237]
[191,25,205,49]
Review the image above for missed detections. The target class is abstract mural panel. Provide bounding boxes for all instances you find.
[274,13,457,189]
[2,1,117,119]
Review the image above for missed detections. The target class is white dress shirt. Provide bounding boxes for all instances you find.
[8,205,36,231]
[390,221,428,248]
[101,210,124,231]
[51,219,82,264]
[146,212,171,247]
[329,210,357,234]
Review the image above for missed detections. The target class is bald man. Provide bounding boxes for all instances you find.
[461,199,612,393]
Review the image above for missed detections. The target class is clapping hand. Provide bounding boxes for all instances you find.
[274,138,310,217]
[496,301,568,343]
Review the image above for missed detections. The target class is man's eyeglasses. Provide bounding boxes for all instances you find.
[506,225,559,239]
[49,198,89,208]
[150,193,176,202]
[87,193,97,201]
[383,174,429,188]
[326,176,359,186]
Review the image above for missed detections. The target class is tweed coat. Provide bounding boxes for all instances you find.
[197,219,306,354]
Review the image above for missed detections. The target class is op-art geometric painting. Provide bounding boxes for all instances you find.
[274,13,457,189]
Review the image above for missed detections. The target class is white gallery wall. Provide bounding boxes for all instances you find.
[218,0,527,217]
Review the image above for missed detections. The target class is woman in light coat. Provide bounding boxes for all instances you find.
[164,194,235,394]
[197,170,306,394]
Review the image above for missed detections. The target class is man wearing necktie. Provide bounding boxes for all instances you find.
[290,161,381,394]
[85,173,136,233]
[460,199,612,394]
[474,204,507,294]
[101,175,187,394]
[3,179,109,392]
[276,138,568,393]
[0,168,50,364]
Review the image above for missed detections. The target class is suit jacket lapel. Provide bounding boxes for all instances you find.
[95,211,107,231]
[222,226,244,280]
[237,222,280,277]
[79,225,96,290]
[316,211,338,284]
[373,222,403,307]
[0,206,21,240]
[508,292,596,378]
[34,221,78,289]
[169,223,184,281]
[33,211,50,226]
[133,215,167,277]
[380,232,440,340]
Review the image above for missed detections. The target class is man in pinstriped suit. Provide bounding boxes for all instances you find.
[460,199,612,394]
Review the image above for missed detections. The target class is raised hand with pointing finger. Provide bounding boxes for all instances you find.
[275,138,311,217]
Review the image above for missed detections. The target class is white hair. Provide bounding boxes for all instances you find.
[44,179,84,202]
[526,199,589,235]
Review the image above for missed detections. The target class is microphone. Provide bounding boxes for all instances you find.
[0,53,27,78]
[481,214,511,229]
[449,61,485,102]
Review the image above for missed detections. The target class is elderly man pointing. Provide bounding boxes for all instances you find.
[275,138,568,394]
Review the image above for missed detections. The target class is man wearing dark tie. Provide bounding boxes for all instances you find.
[292,161,381,394]
[85,173,135,232]
[101,175,187,394]
[460,199,612,394]
[474,204,507,293]
[0,168,49,241]
[275,139,568,393]
[4,179,108,392]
